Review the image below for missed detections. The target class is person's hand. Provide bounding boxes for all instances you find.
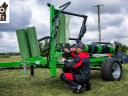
[70,48,76,52]
[64,48,70,53]
[61,58,66,63]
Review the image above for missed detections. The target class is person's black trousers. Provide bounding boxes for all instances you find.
[61,73,90,89]
[60,73,79,89]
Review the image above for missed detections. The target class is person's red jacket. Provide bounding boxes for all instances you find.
[64,52,91,82]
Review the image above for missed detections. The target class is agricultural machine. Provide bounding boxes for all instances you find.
[0,2,122,81]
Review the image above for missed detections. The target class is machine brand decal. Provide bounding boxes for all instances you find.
[0,0,9,23]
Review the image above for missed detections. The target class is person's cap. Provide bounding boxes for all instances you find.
[70,44,77,48]
[64,43,70,48]
[77,42,85,49]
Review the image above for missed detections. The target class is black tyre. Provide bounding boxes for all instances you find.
[101,58,122,81]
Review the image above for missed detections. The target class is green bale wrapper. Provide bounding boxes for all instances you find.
[108,45,115,53]
[92,44,102,53]
[85,44,91,53]
[16,29,30,59]
[84,44,115,54]
[97,44,102,53]
[26,27,41,57]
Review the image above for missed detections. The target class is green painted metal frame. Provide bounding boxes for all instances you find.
[0,61,21,68]
[0,56,47,68]
[49,5,57,77]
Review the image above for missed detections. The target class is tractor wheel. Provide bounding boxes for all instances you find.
[101,58,122,81]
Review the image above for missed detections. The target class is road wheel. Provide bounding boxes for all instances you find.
[101,58,122,81]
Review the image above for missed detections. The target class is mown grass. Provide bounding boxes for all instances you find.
[0,56,128,96]
[0,64,128,96]
[0,56,21,62]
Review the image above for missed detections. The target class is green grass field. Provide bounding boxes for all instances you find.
[0,57,128,96]
[0,56,21,62]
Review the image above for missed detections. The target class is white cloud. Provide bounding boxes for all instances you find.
[0,0,50,52]
[101,13,124,27]
[0,32,18,52]
[86,12,97,31]
[69,16,83,38]
[0,0,32,31]
[28,1,50,38]
[0,0,128,52]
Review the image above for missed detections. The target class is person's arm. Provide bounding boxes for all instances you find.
[64,52,90,69]
[71,51,77,58]
[64,56,83,69]
[70,48,77,58]
[62,48,71,59]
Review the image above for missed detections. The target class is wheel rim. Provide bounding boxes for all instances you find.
[112,63,121,79]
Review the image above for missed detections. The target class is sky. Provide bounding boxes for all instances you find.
[0,0,128,52]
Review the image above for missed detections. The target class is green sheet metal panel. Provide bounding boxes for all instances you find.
[65,15,70,43]
[58,13,66,44]
[16,29,30,59]
[26,27,41,57]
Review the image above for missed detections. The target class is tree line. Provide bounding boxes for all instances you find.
[0,42,128,57]
[0,52,20,55]
[0,52,20,58]
[118,43,128,53]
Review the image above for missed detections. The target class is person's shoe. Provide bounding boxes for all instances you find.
[72,85,85,94]
[83,82,91,91]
